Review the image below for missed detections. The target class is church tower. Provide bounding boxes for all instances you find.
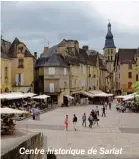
[103,22,116,73]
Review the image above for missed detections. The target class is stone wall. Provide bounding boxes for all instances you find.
[1,133,44,159]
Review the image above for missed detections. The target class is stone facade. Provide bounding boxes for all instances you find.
[1,133,44,159]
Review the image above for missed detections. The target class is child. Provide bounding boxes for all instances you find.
[64,115,68,131]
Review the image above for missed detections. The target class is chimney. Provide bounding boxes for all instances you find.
[34,52,37,59]
[82,45,89,51]
[44,47,49,53]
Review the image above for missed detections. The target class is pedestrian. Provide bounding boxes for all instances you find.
[91,109,95,124]
[82,113,86,127]
[31,106,35,120]
[35,106,39,120]
[64,115,69,131]
[102,105,106,117]
[104,101,107,110]
[95,106,99,116]
[88,113,93,128]
[73,114,77,131]
[93,111,99,126]
[109,102,111,110]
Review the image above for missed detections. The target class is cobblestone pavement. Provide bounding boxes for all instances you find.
[17,102,139,158]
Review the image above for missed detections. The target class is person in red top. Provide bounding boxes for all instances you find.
[64,115,68,131]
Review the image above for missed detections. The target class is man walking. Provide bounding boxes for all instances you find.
[102,105,106,117]
[73,114,77,131]
[109,102,111,110]
[88,113,93,128]
[82,113,86,127]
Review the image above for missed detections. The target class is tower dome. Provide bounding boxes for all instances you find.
[104,22,116,49]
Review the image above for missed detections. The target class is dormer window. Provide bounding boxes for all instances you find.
[18,58,24,68]
[18,46,23,53]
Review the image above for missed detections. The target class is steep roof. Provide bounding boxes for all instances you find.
[36,53,69,67]
[1,39,11,54]
[118,48,137,64]
[134,47,139,57]
[41,45,59,58]
[7,38,34,58]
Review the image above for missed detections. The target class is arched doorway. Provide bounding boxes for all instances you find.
[5,87,9,93]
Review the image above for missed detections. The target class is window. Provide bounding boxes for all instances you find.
[18,58,24,68]
[50,83,54,92]
[111,49,113,53]
[64,82,67,88]
[72,79,74,88]
[111,56,112,61]
[108,56,109,60]
[83,65,86,73]
[128,82,132,89]
[64,68,67,75]
[128,64,132,69]
[128,72,132,78]
[18,46,23,53]
[4,67,8,79]
[136,74,139,81]
[108,49,110,53]
[48,67,55,75]
[119,74,120,79]
[15,74,24,85]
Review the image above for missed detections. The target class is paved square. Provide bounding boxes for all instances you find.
[17,102,139,158]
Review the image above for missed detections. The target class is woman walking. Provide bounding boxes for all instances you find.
[64,115,69,131]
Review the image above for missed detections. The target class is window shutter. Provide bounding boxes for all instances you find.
[64,68,67,75]
[48,68,51,75]
[16,74,19,85]
[21,74,24,85]
[53,67,55,75]
[50,83,54,92]
[72,79,74,88]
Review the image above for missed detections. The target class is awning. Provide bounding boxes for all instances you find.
[32,94,50,99]
[12,87,31,93]
[81,91,95,98]
[0,107,30,114]
[123,93,137,101]
[0,92,26,100]
[115,95,124,99]
[64,95,74,99]
[23,93,37,98]
[89,90,104,95]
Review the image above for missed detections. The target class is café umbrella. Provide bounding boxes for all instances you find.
[0,107,30,114]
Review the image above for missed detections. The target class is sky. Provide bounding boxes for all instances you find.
[1,1,139,55]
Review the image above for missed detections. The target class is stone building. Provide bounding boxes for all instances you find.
[35,39,107,106]
[114,48,139,94]
[1,38,35,93]
[1,39,12,93]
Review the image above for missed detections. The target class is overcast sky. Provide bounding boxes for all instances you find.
[1,1,139,55]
